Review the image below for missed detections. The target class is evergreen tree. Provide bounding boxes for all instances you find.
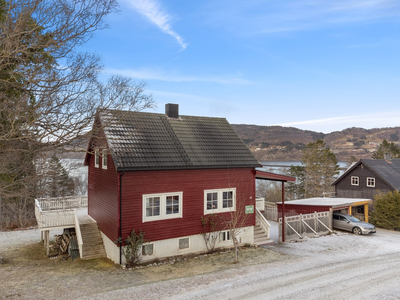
[286,165,305,200]
[372,139,400,159]
[46,155,75,198]
[370,191,400,231]
[301,139,339,198]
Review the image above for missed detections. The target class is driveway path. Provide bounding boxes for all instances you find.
[81,229,400,300]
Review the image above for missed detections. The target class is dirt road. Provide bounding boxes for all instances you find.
[81,229,400,300]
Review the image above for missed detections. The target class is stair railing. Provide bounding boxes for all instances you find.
[74,209,84,258]
[255,207,271,239]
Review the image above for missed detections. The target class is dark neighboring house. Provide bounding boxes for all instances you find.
[84,104,262,264]
[332,158,400,199]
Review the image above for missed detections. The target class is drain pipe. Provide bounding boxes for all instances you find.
[118,171,125,265]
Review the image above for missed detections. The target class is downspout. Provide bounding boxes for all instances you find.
[118,171,125,265]
[282,181,285,242]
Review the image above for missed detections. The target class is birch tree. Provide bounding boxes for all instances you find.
[0,0,154,228]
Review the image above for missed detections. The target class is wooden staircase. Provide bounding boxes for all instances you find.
[254,224,274,246]
[79,222,107,260]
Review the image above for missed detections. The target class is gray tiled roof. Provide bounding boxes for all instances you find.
[99,109,261,171]
[362,159,400,190]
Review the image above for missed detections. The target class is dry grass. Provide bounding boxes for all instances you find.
[0,243,288,299]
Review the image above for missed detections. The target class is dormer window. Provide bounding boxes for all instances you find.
[351,176,359,186]
[367,177,375,187]
[94,149,99,168]
[102,149,108,170]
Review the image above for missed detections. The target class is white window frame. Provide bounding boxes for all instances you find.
[102,149,108,170]
[351,176,359,186]
[94,149,99,168]
[204,188,236,215]
[142,243,155,256]
[142,192,183,222]
[178,237,190,250]
[367,177,375,187]
[219,230,232,242]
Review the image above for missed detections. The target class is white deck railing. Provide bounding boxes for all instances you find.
[35,196,88,229]
[256,207,271,239]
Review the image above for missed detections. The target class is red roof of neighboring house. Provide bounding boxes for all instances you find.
[255,169,296,182]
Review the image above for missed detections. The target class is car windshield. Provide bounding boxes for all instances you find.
[348,216,360,222]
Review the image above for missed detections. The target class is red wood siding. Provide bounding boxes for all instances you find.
[120,168,256,243]
[87,151,119,242]
[277,204,330,218]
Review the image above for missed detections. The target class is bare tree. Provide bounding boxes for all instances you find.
[224,193,251,263]
[0,0,154,228]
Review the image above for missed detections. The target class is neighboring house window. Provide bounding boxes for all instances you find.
[94,149,99,168]
[142,192,183,222]
[102,149,107,169]
[142,243,154,256]
[204,188,236,214]
[219,230,232,242]
[351,176,359,186]
[367,177,375,187]
[178,237,190,250]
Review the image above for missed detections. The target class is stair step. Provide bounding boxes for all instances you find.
[81,253,107,260]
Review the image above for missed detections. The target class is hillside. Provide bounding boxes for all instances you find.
[231,125,400,161]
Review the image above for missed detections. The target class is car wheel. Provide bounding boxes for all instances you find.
[353,227,362,235]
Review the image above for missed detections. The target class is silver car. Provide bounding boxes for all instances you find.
[332,213,376,235]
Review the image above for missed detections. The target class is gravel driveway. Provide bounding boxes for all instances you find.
[1,228,400,300]
[81,229,400,300]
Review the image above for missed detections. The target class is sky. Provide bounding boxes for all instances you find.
[83,0,400,133]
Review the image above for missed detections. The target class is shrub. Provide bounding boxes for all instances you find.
[370,191,400,231]
[116,230,147,267]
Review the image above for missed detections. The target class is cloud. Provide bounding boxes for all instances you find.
[106,68,253,85]
[278,111,400,133]
[125,0,187,50]
[203,0,400,35]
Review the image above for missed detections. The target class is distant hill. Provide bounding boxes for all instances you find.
[231,124,400,161]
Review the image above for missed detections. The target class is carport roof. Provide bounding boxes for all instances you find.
[276,197,372,208]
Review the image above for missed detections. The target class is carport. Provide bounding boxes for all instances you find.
[277,197,373,222]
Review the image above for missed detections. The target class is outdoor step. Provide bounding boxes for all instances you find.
[82,251,107,258]
[81,253,107,260]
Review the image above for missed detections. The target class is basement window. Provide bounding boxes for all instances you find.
[143,192,183,222]
[351,176,359,186]
[102,149,107,169]
[94,149,99,168]
[178,237,190,250]
[367,177,375,187]
[219,230,232,242]
[142,243,154,256]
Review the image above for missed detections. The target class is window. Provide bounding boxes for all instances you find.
[351,176,359,186]
[204,188,236,214]
[178,237,190,250]
[94,149,99,168]
[142,243,154,256]
[219,230,232,242]
[142,192,183,222]
[102,149,108,169]
[367,177,375,187]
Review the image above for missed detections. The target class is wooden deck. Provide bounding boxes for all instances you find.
[78,214,96,225]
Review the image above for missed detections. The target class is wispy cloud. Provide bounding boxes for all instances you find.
[278,111,400,133]
[125,0,187,50]
[203,0,400,35]
[106,68,253,85]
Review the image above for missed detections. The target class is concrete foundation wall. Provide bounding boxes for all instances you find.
[101,226,254,265]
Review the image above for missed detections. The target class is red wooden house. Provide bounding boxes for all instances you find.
[84,104,264,264]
